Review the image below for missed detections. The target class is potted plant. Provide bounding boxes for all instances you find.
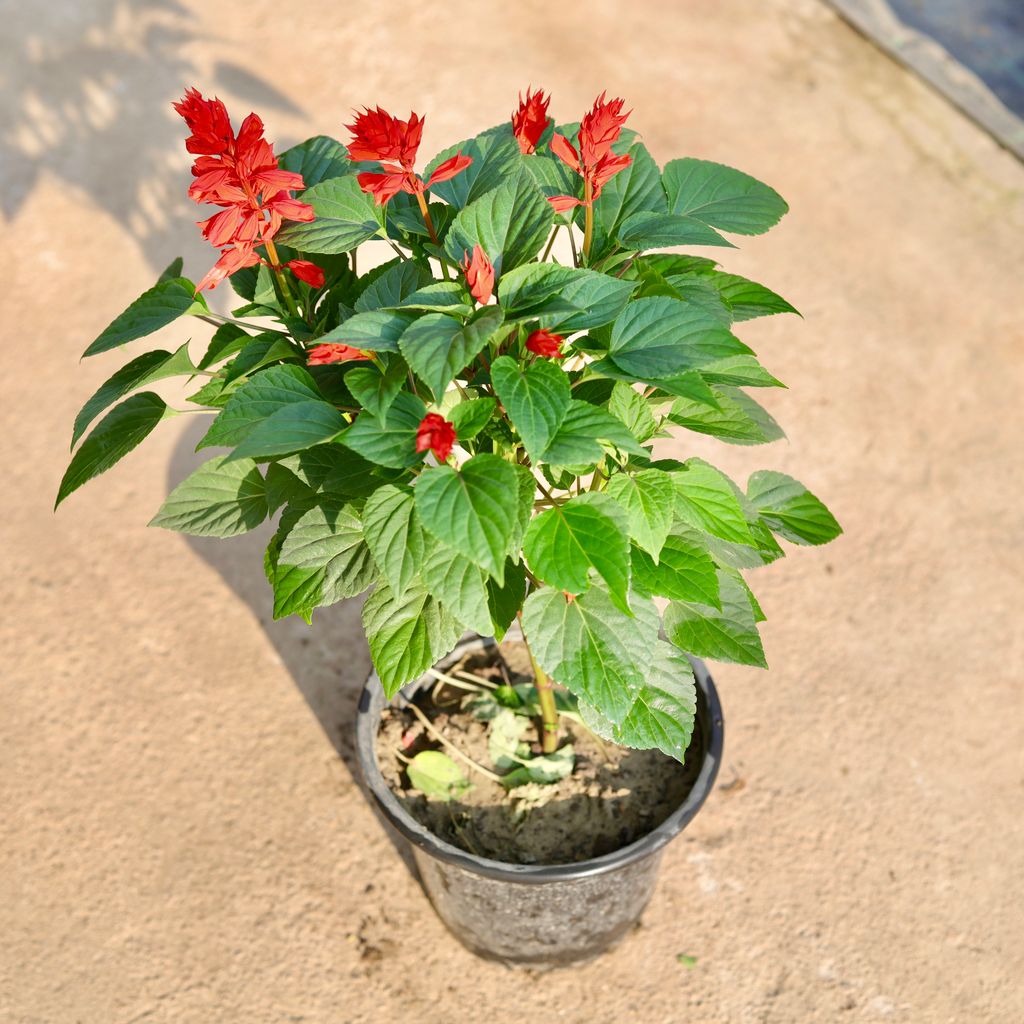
[57,86,841,967]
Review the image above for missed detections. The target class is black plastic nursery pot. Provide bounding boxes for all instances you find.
[355,636,724,969]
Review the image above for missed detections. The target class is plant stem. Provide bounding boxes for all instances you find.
[582,179,594,265]
[540,225,560,262]
[517,619,559,753]
[415,191,450,281]
[568,223,579,267]
[264,239,300,318]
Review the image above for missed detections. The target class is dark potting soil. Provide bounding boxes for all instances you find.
[374,641,703,866]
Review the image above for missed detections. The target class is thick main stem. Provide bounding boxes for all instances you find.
[264,239,300,318]
[582,178,594,265]
[415,191,450,281]
[519,615,559,753]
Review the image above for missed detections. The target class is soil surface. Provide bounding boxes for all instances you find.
[375,643,703,864]
[4,1,1024,1022]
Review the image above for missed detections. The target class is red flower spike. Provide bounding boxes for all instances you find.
[175,88,314,292]
[307,343,368,365]
[461,245,494,305]
[287,259,325,289]
[346,107,424,167]
[526,328,565,359]
[512,87,551,155]
[416,413,457,462]
[549,92,633,205]
[578,92,631,168]
[174,87,233,155]
[348,104,471,206]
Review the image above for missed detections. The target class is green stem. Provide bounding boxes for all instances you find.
[264,239,300,318]
[518,614,560,753]
[540,225,560,262]
[415,191,450,281]
[582,178,594,266]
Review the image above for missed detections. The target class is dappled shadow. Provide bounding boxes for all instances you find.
[0,0,304,269]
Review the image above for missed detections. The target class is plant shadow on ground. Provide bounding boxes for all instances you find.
[167,419,423,874]
[1,0,302,271]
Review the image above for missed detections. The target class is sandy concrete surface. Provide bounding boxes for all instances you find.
[3,1,1023,1021]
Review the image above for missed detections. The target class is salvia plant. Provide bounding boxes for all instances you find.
[57,87,841,773]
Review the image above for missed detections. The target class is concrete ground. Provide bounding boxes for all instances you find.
[3,1,1023,1021]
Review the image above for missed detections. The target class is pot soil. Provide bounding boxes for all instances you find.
[356,635,723,968]
[375,640,704,865]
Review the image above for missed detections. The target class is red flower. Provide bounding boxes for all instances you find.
[460,245,494,305]
[512,87,551,155]
[287,259,325,288]
[549,92,632,210]
[307,343,368,365]
[525,328,565,359]
[416,413,456,461]
[347,105,472,206]
[346,107,424,165]
[175,89,315,292]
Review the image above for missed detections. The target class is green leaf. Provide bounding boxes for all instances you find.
[500,743,576,788]
[222,334,298,384]
[415,454,520,580]
[671,460,758,547]
[391,281,474,316]
[277,135,351,187]
[617,211,735,250]
[157,257,183,283]
[273,500,377,619]
[605,469,676,559]
[699,355,784,389]
[668,386,784,445]
[277,444,386,498]
[361,485,424,596]
[444,169,553,276]
[340,389,426,469]
[664,569,767,667]
[497,262,637,332]
[199,364,321,450]
[521,586,660,725]
[423,124,523,209]
[421,535,492,637]
[542,400,647,466]
[607,382,659,443]
[490,354,570,462]
[399,308,503,401]
[83,278,206,357]
[276,175,381,254]
[149,455,267,536]
[198,323,250,370]
[698,271,799,321]
[363,578,462,697]
[524,495,631,611]
[662,159,788,235]
[631,531,721,605]
[588,143,666,260]
[72,342,196,448]
[609,642,697,761]
[747,471,842,546]
[406,750,471,801]
[449,397,496,440]
[590,360,721,409]
[227,401,347,461]
[316,309,414,353]
[486,559,527,641]
[345,359,407,425]
[608,295,750,380]
[354,260,432,313]
[56,393,168,507]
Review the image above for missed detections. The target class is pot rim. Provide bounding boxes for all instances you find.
[355,635,724,885]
